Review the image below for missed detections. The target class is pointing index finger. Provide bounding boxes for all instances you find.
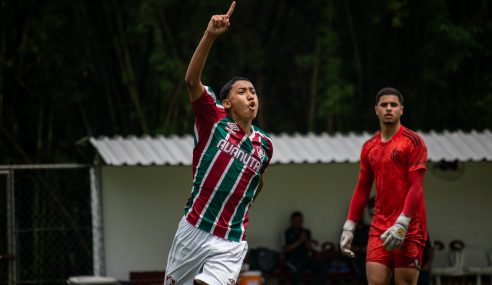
[226,1,236,17]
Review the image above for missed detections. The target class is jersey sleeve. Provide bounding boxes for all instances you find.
[408,135,428,172]
[192,86,226,140]
[402,170,425,218]
[359,145,374,180]
[402,132,427,218]
[347,144,374,222]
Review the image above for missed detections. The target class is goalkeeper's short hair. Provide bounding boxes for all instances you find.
[375,87,404,105]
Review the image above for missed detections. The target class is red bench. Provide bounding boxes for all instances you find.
[129,271,165,285]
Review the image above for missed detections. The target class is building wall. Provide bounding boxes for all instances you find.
[101,162,492,280]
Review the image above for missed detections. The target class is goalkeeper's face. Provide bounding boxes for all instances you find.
[375,95,403,125]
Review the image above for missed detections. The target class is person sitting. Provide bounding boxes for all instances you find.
[282,211,324,284]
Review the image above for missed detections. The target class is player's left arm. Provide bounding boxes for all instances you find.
[381,136,428,250]
[401,169,425,218]
[185,2,236,103]
[402,136,428,218]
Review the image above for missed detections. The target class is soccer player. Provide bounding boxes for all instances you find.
[164,2,273,285]
[339,87,428,285]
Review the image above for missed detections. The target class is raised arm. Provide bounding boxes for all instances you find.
[185,1,236,102]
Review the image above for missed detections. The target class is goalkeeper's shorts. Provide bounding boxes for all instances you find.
[366,235,423,269]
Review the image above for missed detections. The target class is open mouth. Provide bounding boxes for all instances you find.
[249,102,256,110]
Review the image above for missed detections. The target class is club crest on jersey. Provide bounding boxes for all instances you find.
[391,149,402,164]
[217,139,261,172]
[225,122,240,135]
[255,145,266,159]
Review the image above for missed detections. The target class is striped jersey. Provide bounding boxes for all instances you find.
[361,126,428,245]
[184,86,273,242]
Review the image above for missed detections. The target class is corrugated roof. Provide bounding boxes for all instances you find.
[89,130,492,166]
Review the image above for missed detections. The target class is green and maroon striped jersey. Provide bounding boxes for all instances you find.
[184,86,273,242]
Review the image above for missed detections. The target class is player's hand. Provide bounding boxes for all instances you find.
[299,232,308,242]
[206,1,235,37]
[340,220,356,258]
[380,214,411,250]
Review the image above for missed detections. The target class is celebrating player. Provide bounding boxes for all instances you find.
[340,87,428,285]
[164,2,273,285]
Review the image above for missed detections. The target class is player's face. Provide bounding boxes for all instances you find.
[223,80,258,121]
[375,95,403,125]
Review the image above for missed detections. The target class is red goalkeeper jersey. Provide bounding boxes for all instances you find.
[355,126,428,246]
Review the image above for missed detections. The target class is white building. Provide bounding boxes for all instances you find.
[90,130,492,281]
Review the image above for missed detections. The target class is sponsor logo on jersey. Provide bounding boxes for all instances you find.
[217,139,261,172]
[227,278,237,285]
[225,122,240,135]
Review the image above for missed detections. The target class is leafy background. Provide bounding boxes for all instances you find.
[1,0,491,163]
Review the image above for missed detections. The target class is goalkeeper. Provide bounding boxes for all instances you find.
[340,87,428,285]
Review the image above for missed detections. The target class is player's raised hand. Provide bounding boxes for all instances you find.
[206,1,236,37]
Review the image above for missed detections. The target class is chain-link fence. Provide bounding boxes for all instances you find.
[1,166,94,285]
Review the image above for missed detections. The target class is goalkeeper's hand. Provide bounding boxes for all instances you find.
[380,214,411,250]
[340,220,356,258]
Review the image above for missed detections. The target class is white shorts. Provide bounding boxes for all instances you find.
[164,217,248,285]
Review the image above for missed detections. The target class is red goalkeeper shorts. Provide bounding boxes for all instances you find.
[366,235,423,270]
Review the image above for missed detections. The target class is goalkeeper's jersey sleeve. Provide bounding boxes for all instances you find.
[364,126,428,246]
[184,86,273,242]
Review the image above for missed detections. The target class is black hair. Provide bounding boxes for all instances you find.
[219,76,252,101]
[375,87,404,105]
[290,211,303,220]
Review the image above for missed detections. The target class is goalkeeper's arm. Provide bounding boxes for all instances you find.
[340,172,373,258]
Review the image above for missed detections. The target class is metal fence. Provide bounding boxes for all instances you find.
[1,164,94,285]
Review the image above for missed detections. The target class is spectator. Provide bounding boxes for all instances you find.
[351,197,375,285]
[283,211,324,284]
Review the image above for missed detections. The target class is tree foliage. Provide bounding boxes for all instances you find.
[1,0,491,163]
